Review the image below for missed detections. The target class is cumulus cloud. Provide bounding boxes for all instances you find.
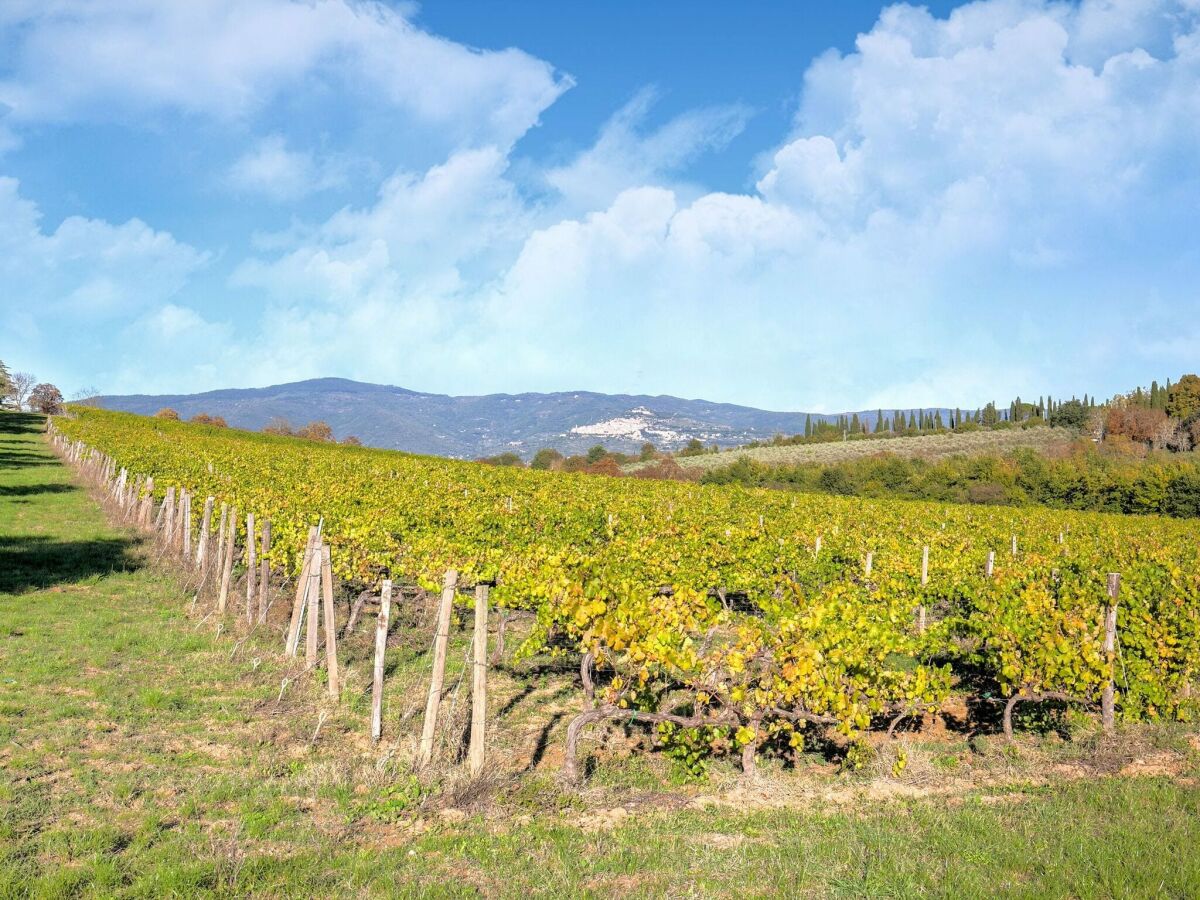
[7,0,1200,410]
[0,176,210,392]
[0,177,208,319]
[0,0,571,149]
[223,0,1200,410]
[762,0,1200,257]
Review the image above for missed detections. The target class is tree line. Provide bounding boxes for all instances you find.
[698,444,1200,519]
[151,408,362,445]
[0,360,64,414]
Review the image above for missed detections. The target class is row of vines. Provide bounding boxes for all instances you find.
[56,408,1200,774]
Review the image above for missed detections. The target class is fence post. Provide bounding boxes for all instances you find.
[305,538,322,668]
[321,544,340,699]
[139,477,154,527]
[163,487,176,545]
[371,580,392,743]
[257,520,272,624]
[245,513,257,624]
[196,497,214,571]
[469,583,489,777]
[215,502,229,577]
[1103,573,1120,734]
[217,507,237,614]
[176,490,188,555]
[285,527,319,655]
[181,491,191,560]
[418,569,458,768]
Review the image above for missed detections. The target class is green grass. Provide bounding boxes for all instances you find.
[3,410,1200,897]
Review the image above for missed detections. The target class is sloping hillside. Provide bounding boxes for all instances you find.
[632,427,1075,472]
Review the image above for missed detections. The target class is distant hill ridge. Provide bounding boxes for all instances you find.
[92,377,952,459]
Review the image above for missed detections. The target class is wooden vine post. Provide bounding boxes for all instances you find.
[418,569,458,768]
[320,544,340,699]
[163,487,176,546]
[217,507,237,613]
[245,513,257,624]
[215,502,229,578]
[180,491,191,558]
[285,527,319,656]
[304,538,322,668]
[196,497,214,571]
[138,477,154,527]
[370,579,392,743]
[257,520,272,624]
[469,583,489,777]
[864,551,873,579]
[985,551,995,578]
[1102,573,1120,734]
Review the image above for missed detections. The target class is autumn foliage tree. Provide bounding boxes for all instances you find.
[154,408,180,420]
[295,421,334,442]
[191,413,228,427]
[29,383,65,415]
[1105,405,1169,446]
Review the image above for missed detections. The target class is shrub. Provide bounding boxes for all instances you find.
[530,448,564,471]
[478,452,525,468]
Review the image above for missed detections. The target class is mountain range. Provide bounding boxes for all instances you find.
[90,378,951,459]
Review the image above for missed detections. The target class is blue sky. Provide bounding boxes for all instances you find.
[1,0,1197,412]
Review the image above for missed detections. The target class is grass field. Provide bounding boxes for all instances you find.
[627,427,1074,473]
[4,410,1200,897]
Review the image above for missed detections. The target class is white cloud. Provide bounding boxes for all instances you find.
[0,176,213,393]
[232,147,530,304]
[0,177,208,319]
[764,0,1200,260]
[212,0,1200,410]
[227,135,347,201]
[0,0,571,149]
[544,88,752,211]
[13,0,1200,411]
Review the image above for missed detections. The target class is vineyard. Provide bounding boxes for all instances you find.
[54,407,1200,776]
